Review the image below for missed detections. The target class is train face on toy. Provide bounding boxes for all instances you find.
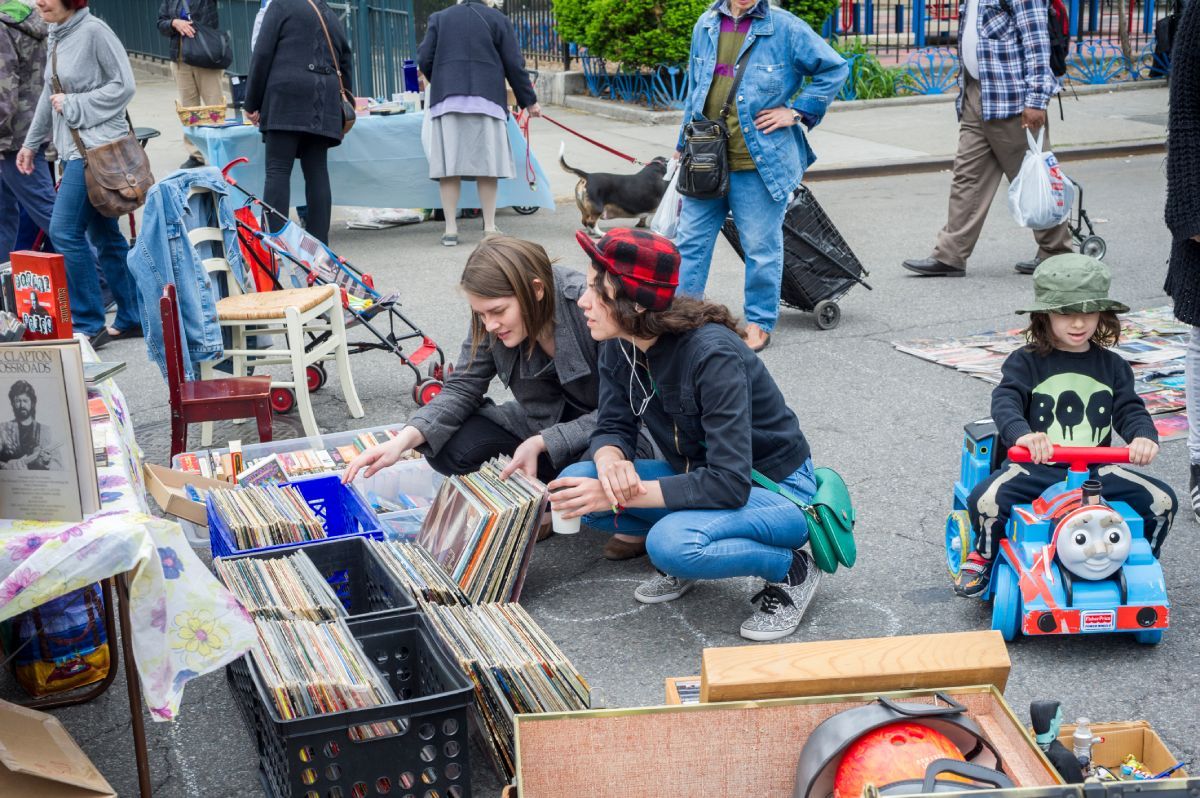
[946,420,1169,645]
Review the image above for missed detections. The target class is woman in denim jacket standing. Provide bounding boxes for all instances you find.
[675,0,847,352]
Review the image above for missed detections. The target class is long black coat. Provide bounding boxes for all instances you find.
[1163,0,1200,324]
[243,0,353,143]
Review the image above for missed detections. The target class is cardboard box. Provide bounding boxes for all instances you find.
[0,699,116,796]
[144,463,235,526]
[514,685,1060,797]
[1059,721,1187,779]
[701,630,1010,703]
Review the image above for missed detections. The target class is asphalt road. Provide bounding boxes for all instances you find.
[13,152,1193,797]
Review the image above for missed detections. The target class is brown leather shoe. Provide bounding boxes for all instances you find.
[536,519,554,542]
[603,536,647,560]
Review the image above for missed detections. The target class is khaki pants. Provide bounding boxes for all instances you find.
[173,62,226,162]
[932,75,1073,268]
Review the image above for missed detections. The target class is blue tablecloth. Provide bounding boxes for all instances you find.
[185,113,555,210]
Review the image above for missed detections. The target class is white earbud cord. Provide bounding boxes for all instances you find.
[620,338,654,417]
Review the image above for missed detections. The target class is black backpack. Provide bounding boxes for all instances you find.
[999,0,1071,77]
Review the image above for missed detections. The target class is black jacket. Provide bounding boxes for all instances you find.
[589,323,811,510]
[1163,0,1200,324]
[417,0,536,112]
[156,0,218,62]
[244,0,353,142]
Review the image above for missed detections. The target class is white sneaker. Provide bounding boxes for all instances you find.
[634,572,696,604]
[739,551,821,641]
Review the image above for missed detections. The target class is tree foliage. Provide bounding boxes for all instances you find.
[778,0,839,30]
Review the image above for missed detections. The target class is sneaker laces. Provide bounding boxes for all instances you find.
[749,583,795,615]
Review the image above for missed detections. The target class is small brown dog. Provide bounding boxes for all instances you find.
[559,143,669,238]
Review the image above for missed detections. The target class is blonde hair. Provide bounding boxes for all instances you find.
[461,236,555,359]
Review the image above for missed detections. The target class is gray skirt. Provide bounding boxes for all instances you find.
[427,112,516,180]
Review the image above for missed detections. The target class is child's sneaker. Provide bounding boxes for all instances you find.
[739,549,820,641]
[953,552,992,597]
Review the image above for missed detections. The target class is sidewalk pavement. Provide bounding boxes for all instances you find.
[130,64,1166,208]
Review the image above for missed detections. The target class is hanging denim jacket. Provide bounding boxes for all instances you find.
[676,1,849,203]
[126,167,250,380]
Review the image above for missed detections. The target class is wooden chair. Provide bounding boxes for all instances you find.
[161,283,273,460]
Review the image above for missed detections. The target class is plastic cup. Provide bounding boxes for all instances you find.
[551,508,581,535]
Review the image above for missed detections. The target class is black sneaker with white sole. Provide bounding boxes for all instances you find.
[1189,463,1200,524]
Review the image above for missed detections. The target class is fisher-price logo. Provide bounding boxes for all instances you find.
[1081,610,1116,631]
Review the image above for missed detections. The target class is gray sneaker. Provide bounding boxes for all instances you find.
[739,552,821,641]
[634,572,696,604]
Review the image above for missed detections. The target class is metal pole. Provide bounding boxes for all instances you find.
[914,0,927,47]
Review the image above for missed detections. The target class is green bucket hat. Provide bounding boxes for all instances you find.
[1016,253,1129,315]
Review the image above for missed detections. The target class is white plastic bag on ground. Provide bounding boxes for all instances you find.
[650,158,682,239]
[1008,128,1075,230]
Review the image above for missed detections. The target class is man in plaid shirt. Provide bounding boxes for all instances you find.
[903,0,1072,277]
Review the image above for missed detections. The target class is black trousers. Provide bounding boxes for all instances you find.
[967,461,1177,560]
[425,413,559,484]
[263,130,334,244]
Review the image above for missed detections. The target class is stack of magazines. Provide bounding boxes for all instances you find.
[209,483,326,551]
[418,457,545,603]
[423,602,591,779]
[215,551,347,622]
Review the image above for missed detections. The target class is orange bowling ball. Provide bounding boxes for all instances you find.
[833,721,969,798]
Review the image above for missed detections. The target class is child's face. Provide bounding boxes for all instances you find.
[1049,312,1100,352]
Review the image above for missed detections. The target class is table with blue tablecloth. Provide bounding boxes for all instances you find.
[186,113,555,211]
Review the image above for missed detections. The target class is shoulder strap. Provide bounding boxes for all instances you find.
[304,0,349,98]
[719,39,757,120]
[51,44,89,162]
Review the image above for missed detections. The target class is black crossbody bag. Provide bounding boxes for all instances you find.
[677,41,756,200]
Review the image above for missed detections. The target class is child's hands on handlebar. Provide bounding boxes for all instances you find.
[1014,432,1053,464]
[1128,437,1159,466]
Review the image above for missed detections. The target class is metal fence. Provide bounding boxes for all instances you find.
[90,0,418,97]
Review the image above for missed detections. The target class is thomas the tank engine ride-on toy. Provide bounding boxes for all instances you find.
[946,420,1169,644]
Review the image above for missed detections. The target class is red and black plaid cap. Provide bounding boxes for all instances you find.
[575,228,680,312]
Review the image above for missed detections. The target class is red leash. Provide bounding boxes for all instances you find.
[539,112,647,166]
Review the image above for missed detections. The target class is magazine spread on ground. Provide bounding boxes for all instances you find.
[893,306,1191,441]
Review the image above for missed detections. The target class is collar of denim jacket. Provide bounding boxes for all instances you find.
[711,0,770,21]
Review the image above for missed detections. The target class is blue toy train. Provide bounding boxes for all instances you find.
[946,420,1169,645]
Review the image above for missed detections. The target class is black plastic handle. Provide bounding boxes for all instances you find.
[876,692,967,718]
[921,758,1015,791]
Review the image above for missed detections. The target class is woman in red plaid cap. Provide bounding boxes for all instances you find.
[549,228,822,641]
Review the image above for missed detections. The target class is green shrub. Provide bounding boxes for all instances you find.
[779,0,839,31]
[832,37,903,99]
[551,0,594,49]
[582,0,710,69]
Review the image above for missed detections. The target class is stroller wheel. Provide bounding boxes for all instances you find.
[513,206,539,216]
[270,387,296,414]
[813,300,841,331]
[412,378,443,407]
[306,364,327,392]
[1080,235,1106,260]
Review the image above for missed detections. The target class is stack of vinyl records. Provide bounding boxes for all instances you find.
[423,602,591,780]
[210,483,326,550]
[371,540,470,606]
[417,457,545,603]
[215,551,347,622]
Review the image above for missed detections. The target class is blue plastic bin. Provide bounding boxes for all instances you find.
[209,474,384,558]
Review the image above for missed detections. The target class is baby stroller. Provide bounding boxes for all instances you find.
[220,158,450,410]
[721,185,871,330]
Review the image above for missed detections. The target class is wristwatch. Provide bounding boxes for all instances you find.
[791,109,803,125]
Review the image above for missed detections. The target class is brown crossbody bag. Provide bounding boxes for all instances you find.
[305,0,356,135]
[51,45,154,218]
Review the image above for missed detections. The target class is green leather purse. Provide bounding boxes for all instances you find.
[753,466,856,575]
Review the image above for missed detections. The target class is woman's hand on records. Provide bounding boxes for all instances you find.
[342,426,424,483]
[500,434,544,480]
[545,476,611,519]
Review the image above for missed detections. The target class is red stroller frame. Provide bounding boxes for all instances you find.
[220,158,450,410]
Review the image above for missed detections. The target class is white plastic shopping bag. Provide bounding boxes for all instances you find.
[650,159,683,239]
[1008,128,1075,230]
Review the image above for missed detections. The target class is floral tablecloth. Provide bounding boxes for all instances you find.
[0,372,256,721]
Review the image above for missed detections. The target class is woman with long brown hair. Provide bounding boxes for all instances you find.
[549,228,823,641]
[345,236,642,553]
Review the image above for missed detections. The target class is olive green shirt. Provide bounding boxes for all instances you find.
[703,27,755,171]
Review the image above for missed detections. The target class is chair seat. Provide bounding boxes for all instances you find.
[217,285,336,320]
[180,375,271,404]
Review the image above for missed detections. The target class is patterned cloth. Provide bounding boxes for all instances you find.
[0,354,255,721]
[955,0,1057,121]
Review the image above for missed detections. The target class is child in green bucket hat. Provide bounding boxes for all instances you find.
[953,254,1178,597]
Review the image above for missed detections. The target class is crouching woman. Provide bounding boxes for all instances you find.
[550,228,821,641]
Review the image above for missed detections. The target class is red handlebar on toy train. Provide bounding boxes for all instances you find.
[1008,445,1130,471]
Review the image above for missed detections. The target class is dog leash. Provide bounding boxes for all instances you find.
[539,112,647,166]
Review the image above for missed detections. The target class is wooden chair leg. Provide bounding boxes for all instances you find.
[330,303,364,419]
[286,308,320,437]
[198,361,215,447]
[254,400,273,444]
[170,414,188,461]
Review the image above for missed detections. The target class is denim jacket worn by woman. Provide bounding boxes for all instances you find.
[676,0,848,203]
[127,167,250,380]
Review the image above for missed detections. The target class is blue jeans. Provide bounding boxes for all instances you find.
[50,159,140,336]
[559,457,816,582]
[0,148,58,262]
[676,169,789,332]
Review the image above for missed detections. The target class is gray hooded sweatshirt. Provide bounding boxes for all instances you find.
[23,8,135,161]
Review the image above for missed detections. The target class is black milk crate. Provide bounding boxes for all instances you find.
[720,184,870,330]
[238,613,474,798]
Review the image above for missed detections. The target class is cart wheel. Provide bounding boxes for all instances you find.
[1133,629,1163,646]
[813,300,841,330]
[418,380,443,406]
[1080,235,1106,260]
[306,364,327,392]
[270,387,296,414]
[990,562,1022,642]
[945,510,972,578]
[513,206,539,216]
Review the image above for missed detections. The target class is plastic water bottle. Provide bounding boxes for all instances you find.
[403,59,420,93]
[1072,718,1094,770]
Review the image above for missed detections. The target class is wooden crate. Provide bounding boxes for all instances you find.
[514,685,1060,797]
[664,676,699,705]
[701,630,1010,703]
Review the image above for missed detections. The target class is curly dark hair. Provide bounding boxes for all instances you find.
[1024,310,1122,356]
[591,267,744,340]
[8,380,36,408]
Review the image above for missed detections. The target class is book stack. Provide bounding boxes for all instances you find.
[418,457,545,604]
[423,602,591,780]
[215,551,347,622]
[371,540,470,606]
[209,483,327,551]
